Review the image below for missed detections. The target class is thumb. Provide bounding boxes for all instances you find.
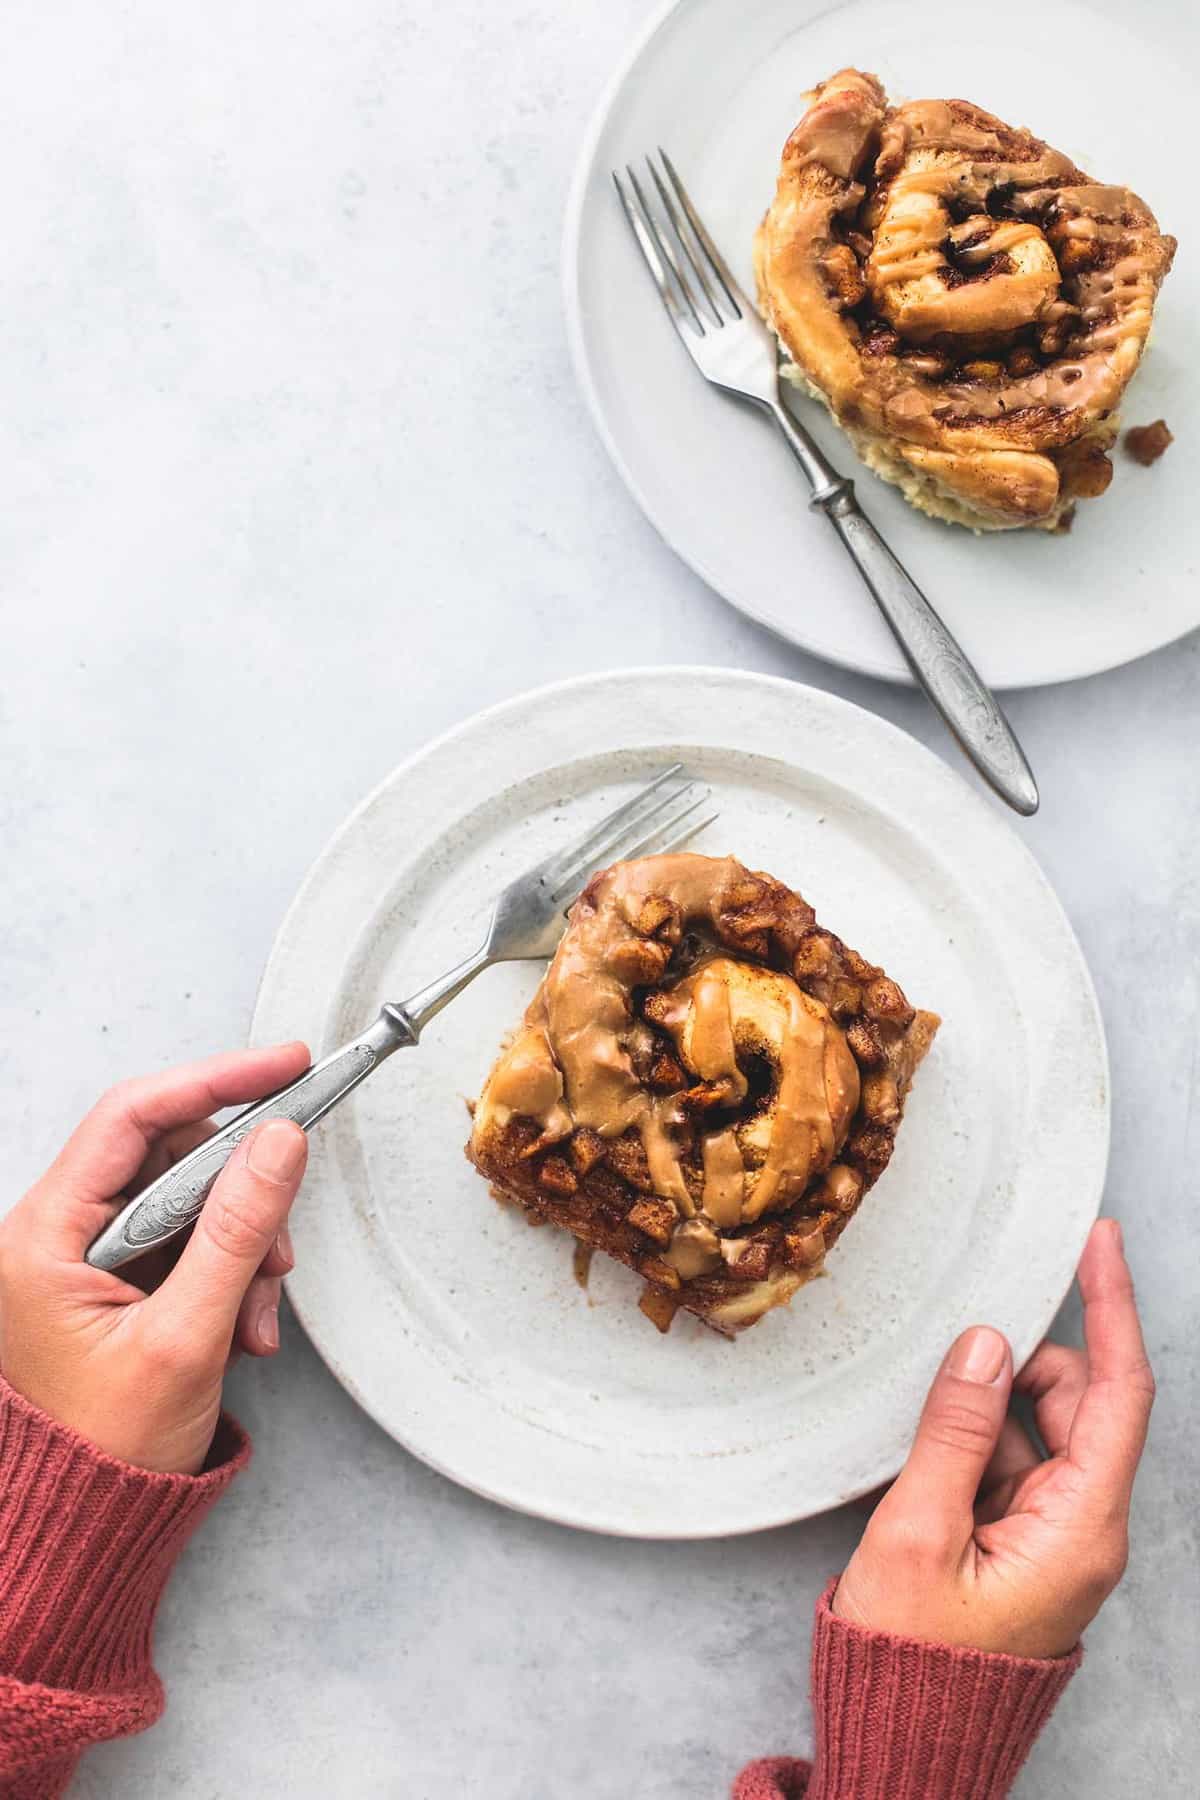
[158,1121,308,1344]
[889,1326,1013,1529]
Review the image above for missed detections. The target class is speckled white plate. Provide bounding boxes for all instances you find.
[253,669,1108,1537]
[563,0,1198,688]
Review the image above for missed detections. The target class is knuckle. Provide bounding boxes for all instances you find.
[1037,1343,1081,1379]
[90,1077,154,1145]
[1016,1341,1080,1393]
[1102,1263,1136,1301]
[203,1181,275,1260]
[100,1077,140,1120]
[1106,1532,1130,1585]
[871,1508,955,1568]
[144,1316,208,1381]
[1128,1358,1157,1406]
[1081,1534,1128,1600]
[924,1396,999,1458]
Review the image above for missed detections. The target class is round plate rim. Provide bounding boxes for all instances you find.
[255,665,1110,1537]
[561,0,1196,692]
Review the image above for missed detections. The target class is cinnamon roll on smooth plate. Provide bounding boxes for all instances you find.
[754,70,1176,531]
[468,854,938,1336]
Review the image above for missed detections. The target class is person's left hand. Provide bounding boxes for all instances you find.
[832,1219,1154,1658]
[0,1043,311,1475]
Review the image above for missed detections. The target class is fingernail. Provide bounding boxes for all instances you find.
[247,1120,305,1182]
[258,1302,280,1352]
[950,1325,1008,1385]
[1108,1218,1124,1254]
[275,1223,294,1269]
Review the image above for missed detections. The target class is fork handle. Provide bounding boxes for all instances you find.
[84,941,500,1273]
[769,404,1038,816]
[821,489,1038,814]
[84,1010,415,1273]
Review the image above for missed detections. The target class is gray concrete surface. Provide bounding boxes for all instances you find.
[2,3,1196,1794]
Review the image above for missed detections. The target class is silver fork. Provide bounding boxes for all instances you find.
[614,152,1039,819]
[86,766,716,1272]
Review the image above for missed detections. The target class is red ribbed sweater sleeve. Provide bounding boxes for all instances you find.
[734,1580,1081,1800]
[0,1385,1083,1800]
[0,1379,248,1800]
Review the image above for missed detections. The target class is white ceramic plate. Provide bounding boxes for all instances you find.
[253,669,1108,1537]
[563,0,1198,688]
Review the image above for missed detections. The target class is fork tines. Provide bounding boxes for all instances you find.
[545,765,716,906]
[613,150,745,333]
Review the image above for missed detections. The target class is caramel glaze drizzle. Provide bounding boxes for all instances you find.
[474,855,860,1281]
[755,70,1176,520]
[862,100,1172,424]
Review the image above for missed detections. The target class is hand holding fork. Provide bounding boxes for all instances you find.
[86,768,715,1273]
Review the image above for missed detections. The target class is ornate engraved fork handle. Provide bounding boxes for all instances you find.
[83,765,718,1274]
[768,401,1039,817]
[85,1011,415,1273]
[825,494,1039,815]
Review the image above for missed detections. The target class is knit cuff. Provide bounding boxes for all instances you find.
[807,1579,1081,1800]
[0,1379,248,1694]
[732,1755,813,1799]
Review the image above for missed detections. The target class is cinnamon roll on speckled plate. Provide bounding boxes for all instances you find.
[755,70,1176,531]
[469,853,938,1336]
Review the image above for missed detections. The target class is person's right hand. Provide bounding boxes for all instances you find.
[832,1219,1154,1658]
[0,1044,311,1477]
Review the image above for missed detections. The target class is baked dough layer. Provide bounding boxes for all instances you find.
[755,71,1176,530]
[468,854,938,1335]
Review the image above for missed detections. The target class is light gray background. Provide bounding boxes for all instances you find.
[2,2,1196,1795]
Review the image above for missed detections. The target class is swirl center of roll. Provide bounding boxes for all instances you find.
[752,71,1176,529]
[473,855,861,1282]
[468,851,941,1333]
[867,171,1059,342]
[651,958,860,1238]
